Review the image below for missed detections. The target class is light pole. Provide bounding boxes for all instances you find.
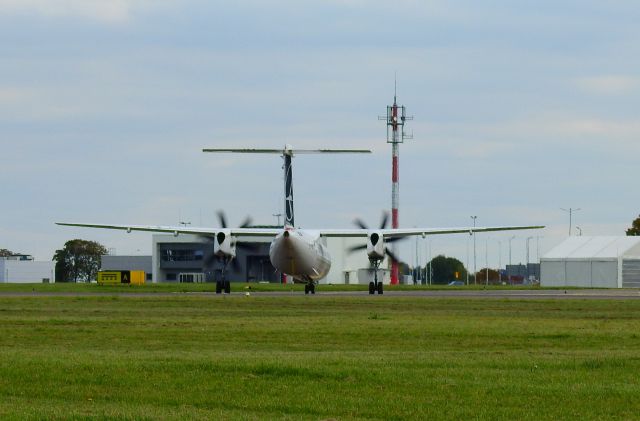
[273,213,283,226]
[428,239,433,285]
[496,240,502,284]
[508,235,515,284]
[485,238,489,286]
[466,235,470,285]
[560,207,581,236]
[414,234,419,285]
[424,239,432,285]
[471,215,477,284]
[536,236,544,263]
[526,236,533,280]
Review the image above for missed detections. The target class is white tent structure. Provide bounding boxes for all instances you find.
[541,236,640,288]
[0,258,55,283]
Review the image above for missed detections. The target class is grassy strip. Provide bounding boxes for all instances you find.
[1,296,639,419]
[0,282,551,294]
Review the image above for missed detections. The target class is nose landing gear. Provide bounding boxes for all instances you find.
[215,257,232,294]
[304,282,316,294]
[368,258,384,295]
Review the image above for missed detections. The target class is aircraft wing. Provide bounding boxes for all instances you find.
[57,222,544,239]
[318,225,545,238]
[55,222,282,237]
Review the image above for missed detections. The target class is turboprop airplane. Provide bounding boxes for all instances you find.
[57,145,544,294]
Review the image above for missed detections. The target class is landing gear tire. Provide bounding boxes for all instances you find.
[304,284,309,295]
[215,281,222,294]
[310,283,315,294]
[224,280,231,294]
[368,282,375,295]
[377,282,384,295]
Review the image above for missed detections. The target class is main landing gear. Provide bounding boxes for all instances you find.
[304,283,316,295]
[216,280,230,294]
[368,259,384,295]
[215,257,232,294]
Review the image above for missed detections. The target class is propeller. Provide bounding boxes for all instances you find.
[217,211,253,229]
[353,211,389,231]
[216,210,258,251]
[199,210,260,275]
[348,211,406,265]
[216,210,260,261]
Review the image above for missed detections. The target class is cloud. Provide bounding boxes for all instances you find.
[575,75,640,95]
[474,115,640,149]
[0,0,146,23]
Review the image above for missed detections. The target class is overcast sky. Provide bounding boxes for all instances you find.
[1,0,639,270]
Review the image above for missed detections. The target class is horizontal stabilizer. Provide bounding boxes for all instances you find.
[203,147,371,156]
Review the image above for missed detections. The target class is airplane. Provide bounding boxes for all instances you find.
[57,145,544,294]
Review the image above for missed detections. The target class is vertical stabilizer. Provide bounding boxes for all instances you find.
[202,146,370,231]
[284,152,294,228]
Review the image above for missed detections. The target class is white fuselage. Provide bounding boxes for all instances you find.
[269,228,331,282]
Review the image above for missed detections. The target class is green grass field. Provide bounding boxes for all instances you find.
[1,293,639,420]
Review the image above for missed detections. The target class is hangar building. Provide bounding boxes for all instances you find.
[541,236,640,288]
[0,255,55,283]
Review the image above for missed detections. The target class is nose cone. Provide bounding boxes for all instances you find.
[270,229,309,277]
[270,230,293,267]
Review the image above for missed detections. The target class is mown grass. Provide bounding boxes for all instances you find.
[1,296,639,420]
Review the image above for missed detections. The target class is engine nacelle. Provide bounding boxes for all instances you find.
[366,231,386,261]
[214,229,236,258]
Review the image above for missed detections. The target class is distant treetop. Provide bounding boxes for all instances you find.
[627,215,640,236]
[0,248,15,257]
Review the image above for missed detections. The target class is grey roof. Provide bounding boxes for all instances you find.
[542,236,640,259]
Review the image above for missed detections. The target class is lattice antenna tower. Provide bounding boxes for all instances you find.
[378,78,413,285]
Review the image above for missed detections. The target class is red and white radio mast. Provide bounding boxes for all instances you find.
[380,80,412,285]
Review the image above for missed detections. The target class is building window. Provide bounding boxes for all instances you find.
[161,248,204,262]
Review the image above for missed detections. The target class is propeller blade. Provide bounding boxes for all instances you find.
[239,216,253,228]
[385,248,402,264]
[385,236,406,244]
[217,210,228,229]
[230,257,240,273]
[353,218,369,230]
[379,212,389,230]
[347,243,367,253]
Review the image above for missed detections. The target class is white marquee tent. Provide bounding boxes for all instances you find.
[541,236,640,288]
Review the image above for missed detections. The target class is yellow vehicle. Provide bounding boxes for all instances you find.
[97,270,145,285]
